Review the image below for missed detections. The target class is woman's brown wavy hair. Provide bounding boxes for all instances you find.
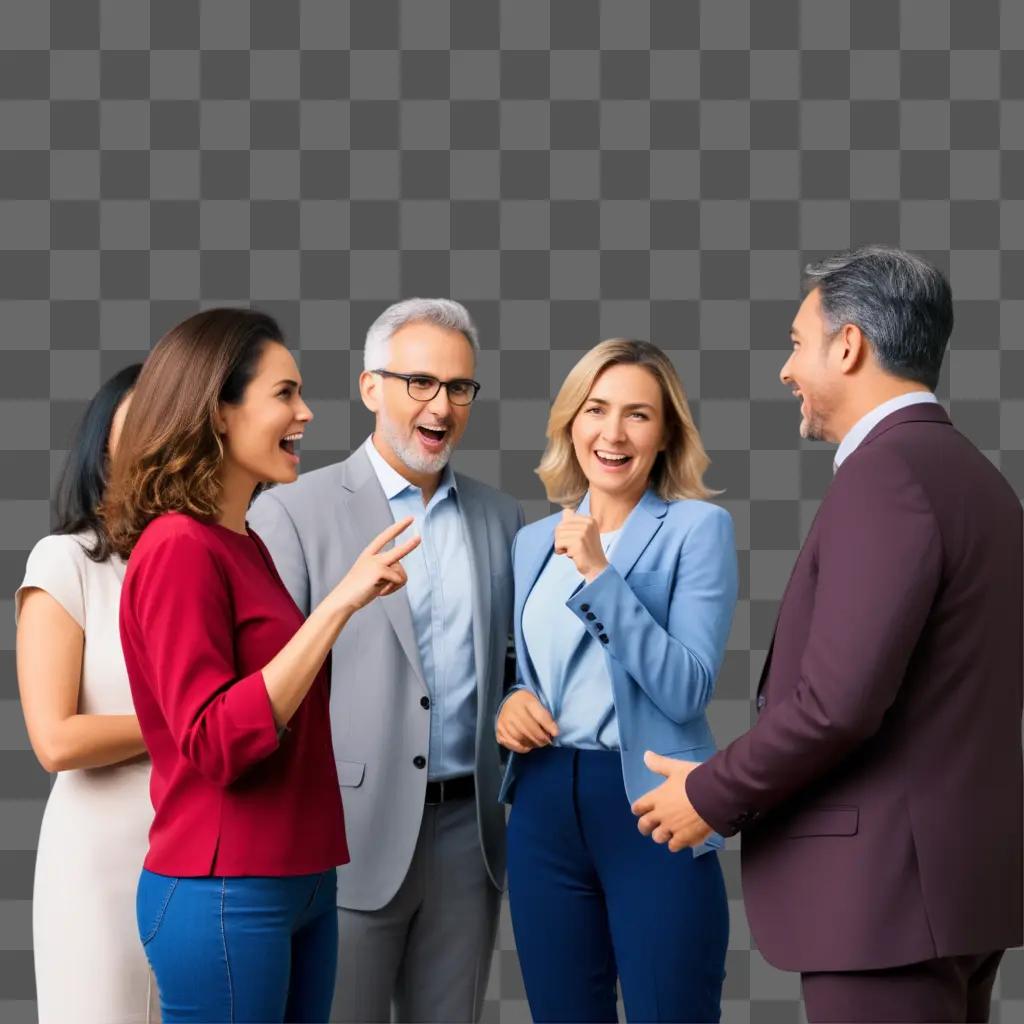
[102,308,284,558]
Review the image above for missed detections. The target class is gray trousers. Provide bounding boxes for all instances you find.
[330,797,501,1024]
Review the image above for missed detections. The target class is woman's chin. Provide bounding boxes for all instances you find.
[263,465,300,485]
[585,475,639,498]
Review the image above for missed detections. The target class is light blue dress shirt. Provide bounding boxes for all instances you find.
[833,391,939,472]
[520,528,622,751]
[364,437,477,780]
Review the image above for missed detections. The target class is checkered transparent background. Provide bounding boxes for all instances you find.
[1,2,1022,1021]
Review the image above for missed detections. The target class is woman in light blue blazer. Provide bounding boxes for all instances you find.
[496,339,736,1023]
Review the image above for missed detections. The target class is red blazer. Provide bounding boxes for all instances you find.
[120,513,348,876]
[689,404,1023,972]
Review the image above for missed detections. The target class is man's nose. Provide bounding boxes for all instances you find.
[427,385,452,417]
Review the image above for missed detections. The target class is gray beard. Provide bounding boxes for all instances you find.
[379,414,452,475]
[800,411,828,442]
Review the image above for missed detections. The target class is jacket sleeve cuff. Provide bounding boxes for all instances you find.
[495,684,528,727]
[564,564,623,639]
[686,758,743,838]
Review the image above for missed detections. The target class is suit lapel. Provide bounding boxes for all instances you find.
[755,480,832,697]
[458,479,493,698]
[605,489,668,580]
[756,404,951,698]
[515,521,556,693]
[341,449,428,691]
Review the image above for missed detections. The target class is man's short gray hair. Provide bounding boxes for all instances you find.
[802,245,953,391]
[363,298,480,371]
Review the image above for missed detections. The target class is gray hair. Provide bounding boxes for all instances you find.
[802,245,953,391]
[363,298,480,371]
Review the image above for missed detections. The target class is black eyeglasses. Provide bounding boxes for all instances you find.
[372,370,481,406]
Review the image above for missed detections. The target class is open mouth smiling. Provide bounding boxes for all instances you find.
[417,425,448,444]
[280,432,303,458]
[594,449,632,467]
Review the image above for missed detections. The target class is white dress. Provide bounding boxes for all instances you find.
[17,532,158,1024]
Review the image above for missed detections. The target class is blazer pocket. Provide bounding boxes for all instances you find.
[785,805,858,838]
[663,746,715,763]
[336,759,366,788]
[627,570,671,591]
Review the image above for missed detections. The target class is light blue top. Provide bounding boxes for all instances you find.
[500,489,738,858]
[834,391,938,472]
[521,527,622,750]
[363,437,477,780]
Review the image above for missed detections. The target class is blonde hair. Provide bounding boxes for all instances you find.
[537,339,719,507]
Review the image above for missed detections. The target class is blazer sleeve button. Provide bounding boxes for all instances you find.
[580,603,590,612]
[599,634,609,644]
[413,755,426,769]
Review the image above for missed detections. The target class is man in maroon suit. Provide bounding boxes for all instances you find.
[633,246,1023,1022]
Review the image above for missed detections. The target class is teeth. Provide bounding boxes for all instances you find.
[596,451,629,461]
[283,433,303,441]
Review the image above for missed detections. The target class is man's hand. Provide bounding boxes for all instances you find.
[554,509,609,582]
[496,690,559,754]
[631,751,714,852]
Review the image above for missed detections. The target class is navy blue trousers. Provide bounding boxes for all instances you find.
[507,746,729,1023]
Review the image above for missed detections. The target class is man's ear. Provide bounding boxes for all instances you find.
[836,323,867,376]
[358,370,380,413]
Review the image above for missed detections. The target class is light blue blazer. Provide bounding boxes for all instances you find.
[498,489,738,855]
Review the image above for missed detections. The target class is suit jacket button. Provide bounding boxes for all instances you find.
[599,634,609,644]
[595,623,604,631]
[420,696,431,709]
[413,755,426,769]
[756,694,766,710]
[580,603,590,612]
[585,612,596,621]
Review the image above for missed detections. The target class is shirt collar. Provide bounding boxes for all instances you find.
[362,436,457,501]
[833,391,939,473]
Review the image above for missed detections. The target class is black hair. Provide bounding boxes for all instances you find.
[55,362,143,561]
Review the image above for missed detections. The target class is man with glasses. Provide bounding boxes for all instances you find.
[249,299,523,1023]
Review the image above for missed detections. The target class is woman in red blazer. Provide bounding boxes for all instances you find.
[105,309,419,1023]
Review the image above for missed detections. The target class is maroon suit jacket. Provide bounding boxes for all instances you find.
[688,403,1023,972]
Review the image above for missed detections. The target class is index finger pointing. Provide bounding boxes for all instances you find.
[364,516,415,555]
[382,534,422,564]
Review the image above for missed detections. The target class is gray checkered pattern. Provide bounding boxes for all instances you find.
[1,1,1022,1021]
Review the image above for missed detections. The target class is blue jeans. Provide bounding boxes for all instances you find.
[507,746,729,1023]
[137,868,338,1023]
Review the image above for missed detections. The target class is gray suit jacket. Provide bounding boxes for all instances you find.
[248,447,522,911]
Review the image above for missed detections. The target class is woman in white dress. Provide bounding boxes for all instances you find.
[16,363,158,1024]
